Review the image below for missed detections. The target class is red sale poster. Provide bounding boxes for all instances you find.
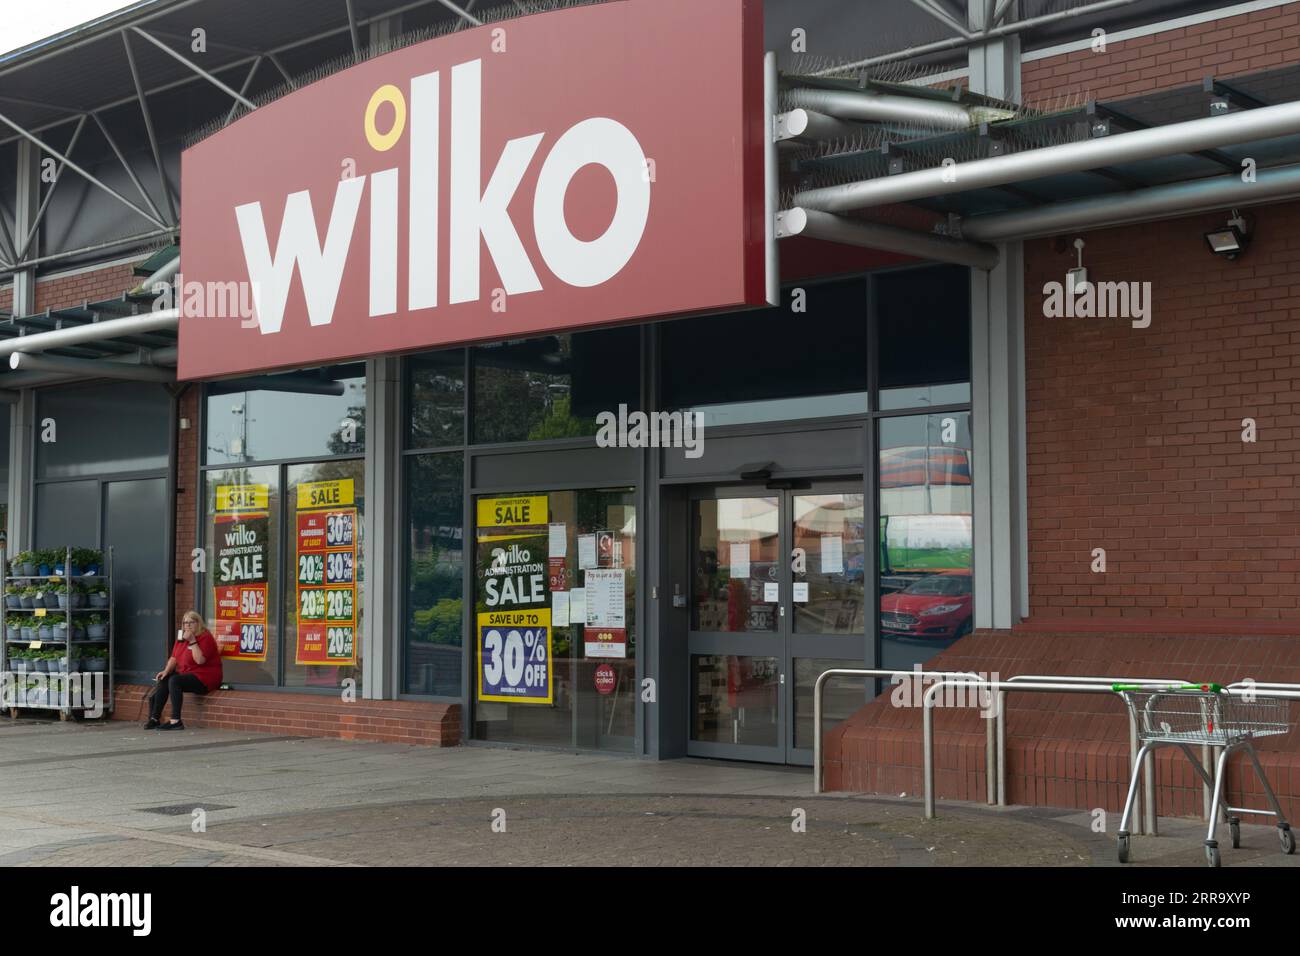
[295,506,358,666]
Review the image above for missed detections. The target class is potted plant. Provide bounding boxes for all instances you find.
[37,583,60,609]
[35,549,58,577]
[86,583,109,608]
[12,551,36,577]
[18,585,36,609]
[19,625,33,641]
[74,548,103,576]
[5,621,19,642]
[4,583,21,608]
[81,648,107,673]
[35,622,53,641]
[9,648,29,673]
[72,624,87,640]
[85,614,108,640]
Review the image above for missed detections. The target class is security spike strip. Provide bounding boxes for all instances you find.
[183,0,610,148]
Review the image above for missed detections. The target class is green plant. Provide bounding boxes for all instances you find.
[21,585,40,598]
[72,547,102,570]
[47,581,67,595]
[85,613,105,625]
[4,583,21,595]
[35,549,60,568]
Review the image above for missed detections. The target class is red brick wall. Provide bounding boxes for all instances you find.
[175,386,200,619]
[1025,199,1300,620]
[0,261,142,317]
[1022,3,1300,104]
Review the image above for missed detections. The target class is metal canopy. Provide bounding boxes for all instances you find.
[779,62,1300,253]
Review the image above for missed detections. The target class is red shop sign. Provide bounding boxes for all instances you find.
[178,0,767,380]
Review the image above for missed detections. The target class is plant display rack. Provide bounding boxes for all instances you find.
[0,545,115,720]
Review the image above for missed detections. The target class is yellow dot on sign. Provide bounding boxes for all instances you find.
[364,84,406,152]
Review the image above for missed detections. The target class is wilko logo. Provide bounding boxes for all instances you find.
[179,0,767,380]
[234,59,652,336]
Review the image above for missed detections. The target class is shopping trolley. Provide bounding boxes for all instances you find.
[1112,683,1295,867]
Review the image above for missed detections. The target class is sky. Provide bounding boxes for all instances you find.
[2,1,143,58]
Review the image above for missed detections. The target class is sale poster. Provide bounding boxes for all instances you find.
[295,479,358,666]
[477,609,552,704]
[212,485,270,661]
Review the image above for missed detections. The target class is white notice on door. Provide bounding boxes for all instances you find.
[577,534,597,570]
[551,590,570,625]
[763,582,779,603]
[568,588,586,625]
[548,523,567,559]
[585,569,626,628]
[793,582,809,603]
[821,534,844,574]
[729,542,750,579]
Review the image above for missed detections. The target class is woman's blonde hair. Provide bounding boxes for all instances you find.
[181,610,207,631]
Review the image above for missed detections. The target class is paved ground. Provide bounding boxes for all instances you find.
[2,715,1298,867]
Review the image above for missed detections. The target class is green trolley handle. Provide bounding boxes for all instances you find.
[1111,682,1224,693]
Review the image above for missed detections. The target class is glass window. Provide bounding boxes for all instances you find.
[205,366,366,464]
[203,465,280,686]
[793,658,867,750]
[792,493,866,635]
[404,452,464,696]
[691,654,779,747]
[878,413,974,673]
[407,350,465,449]
[876,265,971,410]
[660,279,868,427]
[692,497,779,633]
[472,487,636,751]
[284,461,364,690]
[36,381,169,478]
[472,328,639,444]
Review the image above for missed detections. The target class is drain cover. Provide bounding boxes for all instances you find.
[140,803,234,816]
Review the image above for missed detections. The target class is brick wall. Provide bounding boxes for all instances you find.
[1021,2,1300,104]
[0,261,142,317]
[174,386,199,619]
[1025,199,1300,620]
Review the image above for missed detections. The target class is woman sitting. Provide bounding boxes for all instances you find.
[145,610,222,730]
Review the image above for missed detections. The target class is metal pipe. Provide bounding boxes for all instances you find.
[0,227,177,277]
[223,56,263,126]
[964,162,1300,241]
[774,108,866,144]
[763,53,780,307]
[811,0,1143,75]
[785,86,976,131]
[345,0,363,59]
[131,255,180,296]
[811,667,983,795]
[130,28,258,111]
[906,0,973,38]
[17,114,88,259]
[777,206,1000,270]
[435,0,482,26]
[121,30,178,225]
[0,110,167,230]
[9,351,175,382]
[90,112,167,225]
[0,309,178,357]
[791,99,1300,213]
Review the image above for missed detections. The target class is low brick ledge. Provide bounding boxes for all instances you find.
[111,683,460,746]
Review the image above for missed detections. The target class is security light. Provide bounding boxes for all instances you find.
[1205,211,1249,259]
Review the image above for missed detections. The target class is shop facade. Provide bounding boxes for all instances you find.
[3,0,1300,810]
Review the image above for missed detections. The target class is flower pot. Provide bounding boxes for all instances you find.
[10,659,28,673]
[66,659,81,673]
[72,626,86,640]
[57,594,68,609]
[42,592,60,609]
[19,627,33,641]
[37,564,50,577]
[84,657,106,673]
[87,624,107,640]
[72,592,85,608]
[90,593,108,608]
[4,595,19,608]
[18,595,33,609]
[6,626,18,641]
[19,562,35,577]
[36,625,53,641]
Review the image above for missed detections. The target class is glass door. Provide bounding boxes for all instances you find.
[686,482,867,765]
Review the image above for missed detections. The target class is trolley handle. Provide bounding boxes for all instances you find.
[1111,682,1224,693]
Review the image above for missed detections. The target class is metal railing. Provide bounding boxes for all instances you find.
[813,668,1300,831]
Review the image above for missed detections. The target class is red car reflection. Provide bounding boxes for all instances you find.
[880,570,972,641]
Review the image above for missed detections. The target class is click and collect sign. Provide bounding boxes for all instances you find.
[177,0,767,380]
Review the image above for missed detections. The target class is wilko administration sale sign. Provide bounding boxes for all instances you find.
[212,484,270,661]
[295,480,359,666]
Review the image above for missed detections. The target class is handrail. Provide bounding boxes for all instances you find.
[811,667,984,795]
